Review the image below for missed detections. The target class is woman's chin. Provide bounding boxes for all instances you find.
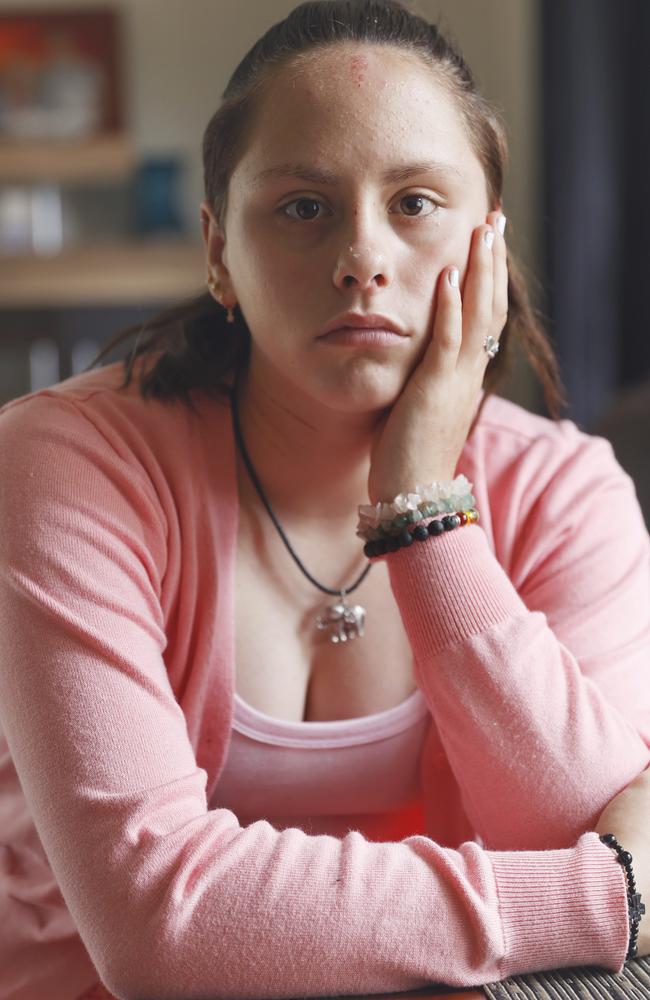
[312,362,409,414]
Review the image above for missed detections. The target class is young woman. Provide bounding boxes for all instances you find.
[1,2,649,998]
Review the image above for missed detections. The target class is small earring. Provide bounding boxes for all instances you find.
[207,274,236,324]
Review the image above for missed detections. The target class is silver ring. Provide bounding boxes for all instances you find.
[483,335,499,359]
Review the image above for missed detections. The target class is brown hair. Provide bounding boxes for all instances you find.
[88,0,565,419]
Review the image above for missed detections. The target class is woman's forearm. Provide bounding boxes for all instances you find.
[385,525,650,850]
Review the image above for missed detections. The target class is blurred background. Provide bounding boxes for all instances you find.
[0,0,648,518]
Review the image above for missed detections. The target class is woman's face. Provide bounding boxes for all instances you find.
[204,43,494,415]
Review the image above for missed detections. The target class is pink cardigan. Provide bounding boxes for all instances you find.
[0,359,649,1000]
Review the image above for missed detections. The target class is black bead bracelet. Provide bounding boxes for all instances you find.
[362,509,477,559]
[599,833,646,960]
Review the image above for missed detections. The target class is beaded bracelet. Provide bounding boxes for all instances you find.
[363,509,479,558]
[357,492,476,541]
[599,833,646,960]
[357,475,475,540]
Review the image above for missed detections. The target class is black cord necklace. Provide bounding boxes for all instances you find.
[229,373,372,643]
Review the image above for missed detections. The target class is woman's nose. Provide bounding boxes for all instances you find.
[332,242,391,291]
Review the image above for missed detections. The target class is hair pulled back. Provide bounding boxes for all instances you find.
[89,0,565,418]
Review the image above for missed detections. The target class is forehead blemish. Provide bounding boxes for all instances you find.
[349,54,369,87]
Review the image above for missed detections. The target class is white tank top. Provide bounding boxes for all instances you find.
[209,687,431,841]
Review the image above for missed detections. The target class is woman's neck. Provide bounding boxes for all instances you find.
[232,366,381,526]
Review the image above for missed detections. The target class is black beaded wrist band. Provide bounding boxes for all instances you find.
[363,509,478,559]
[599,833,646,960]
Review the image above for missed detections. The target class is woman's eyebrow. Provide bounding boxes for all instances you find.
[251,159,463,188]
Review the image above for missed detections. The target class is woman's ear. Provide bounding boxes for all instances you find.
[200,200,213,246]
[200,200,236,306]
[200,200,227,270]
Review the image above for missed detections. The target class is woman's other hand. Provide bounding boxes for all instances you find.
[367,209,508,505]
[595,763,650,957]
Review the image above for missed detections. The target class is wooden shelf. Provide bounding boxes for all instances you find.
[0,133,136,185]
[0,241,206,307]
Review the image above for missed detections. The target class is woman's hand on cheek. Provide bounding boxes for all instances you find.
[367,209,508,505]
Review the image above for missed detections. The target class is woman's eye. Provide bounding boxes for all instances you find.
[280,193,439,222]
[395,194,439,218]
[282,198,325,221]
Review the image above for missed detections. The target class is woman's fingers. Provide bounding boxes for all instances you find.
[458,221,496,365]
[420,210,507,382]
[455,211,508,370]
[420,264,463,377]
[491,211,509,337]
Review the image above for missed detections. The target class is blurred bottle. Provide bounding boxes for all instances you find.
[0,187,32,252]
[0,184,65,254]
[131,156,184,237]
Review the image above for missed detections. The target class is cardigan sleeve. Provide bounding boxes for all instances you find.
[0,395,630,999]
[386,427,650,852]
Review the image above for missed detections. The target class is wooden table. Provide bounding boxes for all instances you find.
[86,957,650,999]
[363,991,483,999]
[324,990,483,999]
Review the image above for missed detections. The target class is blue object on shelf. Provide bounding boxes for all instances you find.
[132,157,184,235]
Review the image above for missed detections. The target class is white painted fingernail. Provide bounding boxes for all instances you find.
[496,214,507,235]
[484,230,495,249]
[448,267,459,287]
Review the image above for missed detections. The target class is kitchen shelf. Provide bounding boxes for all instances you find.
[0,133,136,185]
[0,240,206,308]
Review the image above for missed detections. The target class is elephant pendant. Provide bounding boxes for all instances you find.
[316,593,366,643]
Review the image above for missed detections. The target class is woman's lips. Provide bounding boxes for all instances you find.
[318,326,408,346]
